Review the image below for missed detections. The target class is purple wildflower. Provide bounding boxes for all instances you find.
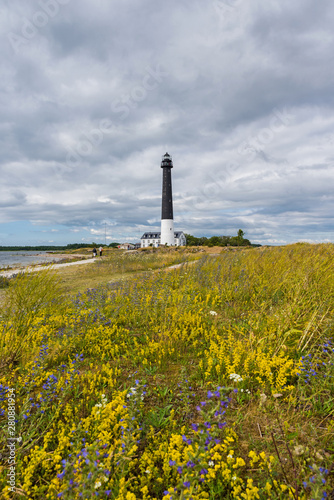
[187,461,195,468]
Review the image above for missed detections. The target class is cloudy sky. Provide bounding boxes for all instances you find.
[1,0,334,246]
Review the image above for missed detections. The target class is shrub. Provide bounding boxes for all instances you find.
[0,269,63,369]
[0,275,10,289]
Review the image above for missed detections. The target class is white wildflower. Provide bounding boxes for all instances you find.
[209,311,217,316]
[229,373,243,383]
[127,387,137,398]
[208,461,215,467]
[94,480,101,489]
[95,394,108,409]
[145,469,151,474]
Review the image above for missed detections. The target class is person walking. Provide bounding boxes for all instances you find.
[99,246,103,257]
[93,248,97,257]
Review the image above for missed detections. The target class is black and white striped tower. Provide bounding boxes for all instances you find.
[161,152,174,246]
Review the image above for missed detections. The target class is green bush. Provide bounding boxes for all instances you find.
[0,275,10,288]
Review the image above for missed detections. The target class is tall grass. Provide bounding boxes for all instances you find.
[86,247,199,275]
[0,244,333,499]
[55,248,201,296]
[0,270,63,370]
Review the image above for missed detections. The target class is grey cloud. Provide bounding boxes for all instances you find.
[1,0,334,244]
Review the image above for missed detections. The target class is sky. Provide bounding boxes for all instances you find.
[1,0,334,246]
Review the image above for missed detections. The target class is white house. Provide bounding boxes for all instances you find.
[141,231,186,248]
[118,243,136,250]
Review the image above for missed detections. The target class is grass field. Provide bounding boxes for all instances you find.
[0,244,333,499]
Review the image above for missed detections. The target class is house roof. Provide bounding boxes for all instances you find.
[140,231,185,239]
[141,232,161,239]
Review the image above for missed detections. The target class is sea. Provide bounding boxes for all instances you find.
[0,251,63,269]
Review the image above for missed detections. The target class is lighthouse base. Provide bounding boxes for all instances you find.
[161,219,175,246]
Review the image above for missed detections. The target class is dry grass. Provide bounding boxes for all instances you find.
[48,247,203,295]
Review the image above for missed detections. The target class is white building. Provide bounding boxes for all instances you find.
[141,231,186,248]
[118,243,136,250]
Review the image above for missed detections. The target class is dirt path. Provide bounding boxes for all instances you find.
[165,260,199,270]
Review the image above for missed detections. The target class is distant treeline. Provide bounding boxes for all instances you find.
[185,230,261,247]
[0,243,121,251]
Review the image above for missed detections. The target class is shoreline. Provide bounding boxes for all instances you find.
[0,255,98,278]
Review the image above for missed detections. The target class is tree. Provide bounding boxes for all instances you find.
[220,236,231,246]
[229,236,238,246]
[184,232,251,247]
[208,236,222,247]
[237,229,245,246]
[184,234,198,246]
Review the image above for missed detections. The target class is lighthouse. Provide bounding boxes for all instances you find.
[140,153,186,248]
[160,152,175,246]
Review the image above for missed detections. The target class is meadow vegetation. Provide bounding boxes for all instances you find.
[0,244,333,499]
